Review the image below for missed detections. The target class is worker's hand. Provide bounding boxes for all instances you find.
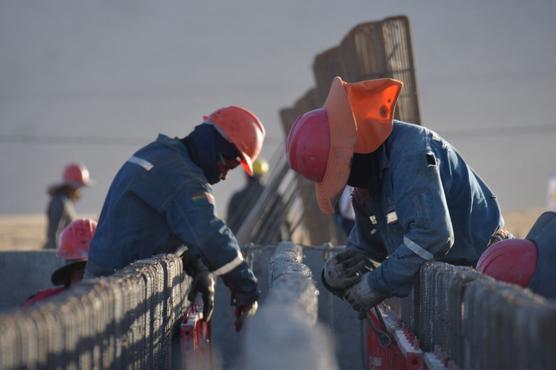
[187,270,215,322]
[322,248,374,297]
[234,301,258,332]
[343,273,386,320]
[335,248,375,275]
[232,291,259,332]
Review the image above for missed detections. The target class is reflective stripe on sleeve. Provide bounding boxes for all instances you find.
[403,236,434,261]
[212,254,244,276]
[128,156,154,171]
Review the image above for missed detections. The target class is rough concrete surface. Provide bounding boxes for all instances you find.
[0,254,189,370]
[242,242,338,370]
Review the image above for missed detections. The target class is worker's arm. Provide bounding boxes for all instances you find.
[367,148,454,298]
[322,191,387,298]
[346,193,388,263]
[165,181,258,302]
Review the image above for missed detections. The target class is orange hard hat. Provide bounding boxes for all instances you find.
[476,239,538,287]
[286,76,402,214]
[63,163,93,187]
[207,106,265,176]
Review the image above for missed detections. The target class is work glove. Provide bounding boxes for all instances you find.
[335,248,375,272]
[232,291,259,332]
[182,251,216,322]
[322,248,374,297]
[343,273,386,320]
[187,270,215,322]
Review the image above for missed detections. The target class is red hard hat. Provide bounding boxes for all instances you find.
[476,239,538,287]
[286,108,331,182]
[51,218,96,286]
[63,163,93,187]
[57,218,97,261]
[207,106,266,176]
[286,77,402,214]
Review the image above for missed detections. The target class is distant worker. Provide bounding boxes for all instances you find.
[44,163,93,249]
[477,211,556,299]
[227,157,269,233]
[86,106,264,327]
[286,77,508,318]
[24,218,96,306]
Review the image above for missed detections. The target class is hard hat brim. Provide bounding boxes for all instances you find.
[51,260,87,286]
[315,76,402,214]
[315,77,357,214]
[240,154,253,176]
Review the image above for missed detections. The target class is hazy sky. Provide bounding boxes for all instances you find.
[1,0,555,217]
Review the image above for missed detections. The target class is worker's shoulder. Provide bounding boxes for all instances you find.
[388,121,434,155]
[134,134,208,186]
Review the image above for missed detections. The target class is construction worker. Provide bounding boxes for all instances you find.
[286,77,507,318]
[44,163,93,249]
[86,106,264,326]
[477,211,556,299]
[24,218,96,306]
[226,157,269,234]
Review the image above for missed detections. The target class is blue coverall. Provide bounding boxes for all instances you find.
[348,121,504,297]
[88,134,258,298]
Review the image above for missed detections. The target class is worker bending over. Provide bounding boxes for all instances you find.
[286,77,507,318]
[86,106,264,327]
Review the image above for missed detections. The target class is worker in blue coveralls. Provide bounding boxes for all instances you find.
[286,77,509,318]
[86,106,265,327]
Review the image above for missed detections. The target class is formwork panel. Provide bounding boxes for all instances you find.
[313,47,346,105]
[335,16,420,124]
[416,262,485,366]
[339,22,387,83]
[381,17,420,123]
[0,254,192,370]
[464,281,556,370]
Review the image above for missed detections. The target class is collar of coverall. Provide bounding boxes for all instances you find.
[315,76,402,214]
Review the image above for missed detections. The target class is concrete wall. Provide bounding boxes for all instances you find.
[302,246,363,370]
[211,245,276,369]
[212,244,362,370]
[0,254,190,370]
[243,242,338,370]
[400,261,556,370]
[0,250,64,310]
[0,244,363,370]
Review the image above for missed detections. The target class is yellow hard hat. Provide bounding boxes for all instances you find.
[252,158,269,177]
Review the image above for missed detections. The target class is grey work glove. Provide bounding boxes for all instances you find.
[322,248,374,297]
[187,270,216,322]
[182,251,216,322]
[344,273,386,320]
[335,248,375,272]
[232,291,259,332]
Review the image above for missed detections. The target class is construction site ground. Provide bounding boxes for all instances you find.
[0,209,542,251]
